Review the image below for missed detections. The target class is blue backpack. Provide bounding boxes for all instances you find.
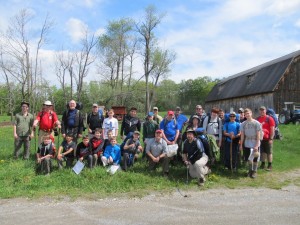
[266,108,279,127]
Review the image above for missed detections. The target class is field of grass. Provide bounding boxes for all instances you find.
[0,119,299,199]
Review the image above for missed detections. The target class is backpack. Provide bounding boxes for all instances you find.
[206,115,221,131]
[195,128,218,164]
[266,108,279,127]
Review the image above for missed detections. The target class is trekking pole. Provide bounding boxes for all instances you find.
[230,134,233,173]
[186,165,189,185]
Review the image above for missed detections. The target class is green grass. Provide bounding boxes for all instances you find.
[0,122,299,199]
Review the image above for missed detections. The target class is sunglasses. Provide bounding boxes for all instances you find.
[229,115,236,117]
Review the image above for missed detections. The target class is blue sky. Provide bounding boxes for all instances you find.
[1,0,300,84]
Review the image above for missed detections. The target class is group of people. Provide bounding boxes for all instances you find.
[13,100,275,185]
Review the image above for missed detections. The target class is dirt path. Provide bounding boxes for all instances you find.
[1,183,300,225]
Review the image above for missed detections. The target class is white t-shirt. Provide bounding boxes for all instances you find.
[102,117,119,139]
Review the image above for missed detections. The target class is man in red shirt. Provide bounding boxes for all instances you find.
[257,106,275,171]
[33,100,61,144]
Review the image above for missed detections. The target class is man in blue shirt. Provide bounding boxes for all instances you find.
[160,111,179,145]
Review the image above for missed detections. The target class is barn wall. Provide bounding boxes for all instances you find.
[205,93,274,117]
[273,57,300,113]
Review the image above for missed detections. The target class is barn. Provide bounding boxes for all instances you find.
[205,50,300,117]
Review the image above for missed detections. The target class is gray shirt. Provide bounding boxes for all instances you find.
[146,138,167,157]
[240,119,261,148]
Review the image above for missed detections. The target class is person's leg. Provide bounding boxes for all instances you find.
[195,155,209,180]
[101,156,108,166]
[224,141,230,169]
[23,136,31,160]
[92,154,98,168]
[122,153,129,171]
[14,137,23,159]
[87,155,93,168]
[43,158,51,174]
[260,140,267,169]
[232,142,238,169]
[66,157,74,168]
[266,142,273,171]
[160,156,170,174]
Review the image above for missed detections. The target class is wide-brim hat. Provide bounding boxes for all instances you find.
[21,101,30,107]
[43,100,53,106]
[186,128,196,135]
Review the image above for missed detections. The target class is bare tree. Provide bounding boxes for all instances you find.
[73,30,97,102]
[136,5,165,112]
[149,48,176,109]
[55,48,74,103]
[0,9,53,113]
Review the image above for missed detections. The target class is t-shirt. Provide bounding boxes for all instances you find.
[37,142,54,157]
[160,119,178,141]
[175,114,188,132]
[257,116,275,140]
[223,121,240,142]
[102,117,119,139]
[60,140,76,158]
[240,119,261,148]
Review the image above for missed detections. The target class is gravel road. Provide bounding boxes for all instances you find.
[1,184,300,225]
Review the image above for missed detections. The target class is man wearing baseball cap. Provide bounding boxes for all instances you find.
[146,129,170,176]
[33,100,61,144]
[142,112,159,158]
[87,103,104,139]
[257,106,275,171]
[160,111,179,146]
[13,101,34,159]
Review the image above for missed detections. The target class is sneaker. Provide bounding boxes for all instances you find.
[266,165,272,171]
[251,171,257,179]
[198,178,204,186]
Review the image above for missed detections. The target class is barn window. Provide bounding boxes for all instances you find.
[247,73,256,85]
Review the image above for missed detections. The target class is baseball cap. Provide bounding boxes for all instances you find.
[238,108,244,113]
[155,130,162,133]
[133,131,140,135]
[153,107,158,110]
[43,100,53,106]
[229,111,236,116]
[259,106,266,110]
[148,112,154,117]
[167,110,174,116]
[92,103,98,107]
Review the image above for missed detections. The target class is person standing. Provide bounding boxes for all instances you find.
[142,112,159,158]
[33,100,61,144]
[61,100,84,143]
[240,108,262,179]
[87,103,104,139]
[223,112,241,170]
[120,107,141,139]
[188,105,206,127]
[153,106,163,124]
[182,129,210,186]
[257,106,275,171]
[102,109,119,140]
[13,101,34,159]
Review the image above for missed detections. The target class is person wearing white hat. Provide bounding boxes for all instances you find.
[33,100,61,144]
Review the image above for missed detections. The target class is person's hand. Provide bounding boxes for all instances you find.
[14,134,18,139]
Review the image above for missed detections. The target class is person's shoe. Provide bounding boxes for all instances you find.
[260,163,266,169]
[198,178,204,186]
[247,170,252,177]
[251,171,257,179]
[266,165,272,171]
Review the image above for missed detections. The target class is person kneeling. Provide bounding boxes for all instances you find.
[146,130,170,177]
[182,129,210,186]
[36,134,55,175]
[101,137,121,166]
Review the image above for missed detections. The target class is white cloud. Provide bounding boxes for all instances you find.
[266,0,300,17]
[65,18,88,43]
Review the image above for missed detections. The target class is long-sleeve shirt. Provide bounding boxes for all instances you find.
[103,144,121,164]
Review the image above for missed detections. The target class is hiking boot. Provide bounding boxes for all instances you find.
[266,165,272,171]
[251,171,257,179]
[198,178,204,186]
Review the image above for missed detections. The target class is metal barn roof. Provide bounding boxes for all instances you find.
[206,50,300,102]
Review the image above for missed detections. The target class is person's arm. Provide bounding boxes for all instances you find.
[78,112,84,136]
[202,117,208,133]
[137,119,141,132]
[94,139,105,154]
[173,129,179,144]
[57,145,64,160]
[13,121,18,139]
[120,117,125,136]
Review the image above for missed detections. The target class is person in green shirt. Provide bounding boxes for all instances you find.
[142,112,158,159]
[13,101,34,159]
